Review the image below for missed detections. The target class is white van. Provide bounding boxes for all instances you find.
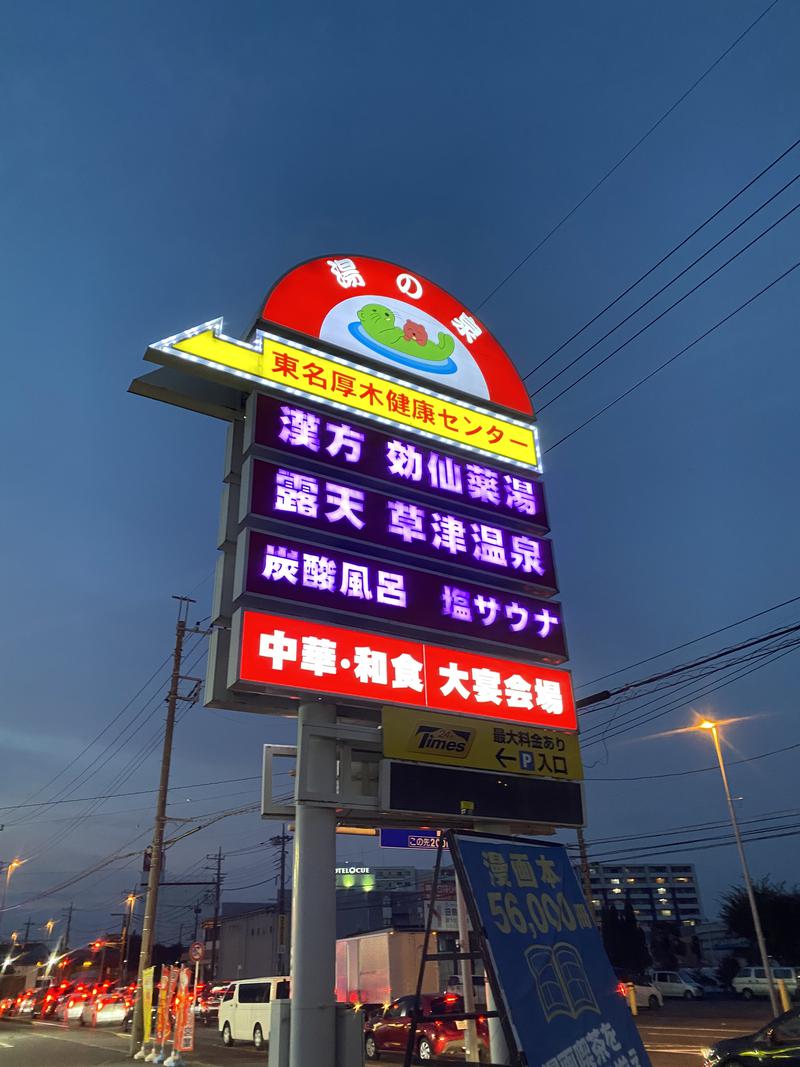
[218,976,290,1049]
[732,966,798,1000]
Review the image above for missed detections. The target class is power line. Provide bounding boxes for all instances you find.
[585,740,800,781]
[538,197,800,412]
[576,806,800,848]
[531,169,800,395]
[581,621,800,714]
[576,592,800,690]
[476,0,781,309]
[582,639,800,749]
[549,257,800,451]
[524,135,800,381]
[579,631,800,749]
[584,824,800,863]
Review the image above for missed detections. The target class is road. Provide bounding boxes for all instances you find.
[0,999,776,1066]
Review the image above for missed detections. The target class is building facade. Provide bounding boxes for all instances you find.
[214,904,288,982]
[587,862,704,928]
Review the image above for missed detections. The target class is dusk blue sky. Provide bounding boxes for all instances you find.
[2,0,799,947]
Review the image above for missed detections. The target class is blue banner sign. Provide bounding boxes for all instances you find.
[452,834,651,1067]
[379,828,449,850]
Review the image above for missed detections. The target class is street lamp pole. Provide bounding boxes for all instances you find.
[699,721,779,1017]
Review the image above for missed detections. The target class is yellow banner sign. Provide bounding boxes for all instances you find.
[381,707,583,781]
[150,320,540,469]
[142,966,154,1044]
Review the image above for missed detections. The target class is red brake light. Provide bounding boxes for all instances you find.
[616,982,627,997]
[444,993,458,1003]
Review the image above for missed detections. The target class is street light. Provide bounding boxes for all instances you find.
[0,859,26,940]
[695,719,779,1016]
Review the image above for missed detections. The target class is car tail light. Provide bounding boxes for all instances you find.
[444,993,458,1004]
[616,982,627,997]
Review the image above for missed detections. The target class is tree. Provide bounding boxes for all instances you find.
[622,900,651,974]
[720,879,800,963]
[601,903,650,975]
[718,954,740,990]
[601,905,623,968]
[650,921,686,969]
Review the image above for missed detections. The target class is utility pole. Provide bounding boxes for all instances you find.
[576,828,593,914]
[192,902,202,942]
[270,826,292,974]
[206,848,224,982]
[23,917,31,945]
[62,904,73,952]
[129,595,200,1057]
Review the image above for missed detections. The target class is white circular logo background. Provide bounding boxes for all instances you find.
[320,295,490,400]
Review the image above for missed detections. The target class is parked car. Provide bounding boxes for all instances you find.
[651,970,704,999]
[733,966,799,1000]
[615,974,663,1010]
[218,976,290,1050]
[364,993,489,1061]
[703,1005,800,1065]
[81,992,128,1027]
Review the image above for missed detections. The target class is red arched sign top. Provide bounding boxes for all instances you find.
[260,255,533,416]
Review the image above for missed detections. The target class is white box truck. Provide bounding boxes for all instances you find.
[335,930,440,1010]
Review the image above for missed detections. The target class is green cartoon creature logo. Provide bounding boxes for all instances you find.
[349,303,457,375]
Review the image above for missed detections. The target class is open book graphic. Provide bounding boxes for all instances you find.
[524,942,600,1022]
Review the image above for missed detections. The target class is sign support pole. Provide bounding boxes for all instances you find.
[289,699,337,1067]
[478,822,513,1066]
[455,878,480,1062]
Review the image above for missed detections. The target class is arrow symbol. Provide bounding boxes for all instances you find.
[495,748,515,769]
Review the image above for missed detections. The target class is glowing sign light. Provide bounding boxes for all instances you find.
[247,458,558,595]
[242,531,566,661]
[149,320,540,469]
[251,394,549,533]
[236,609,577,730]
[258,255,534,414]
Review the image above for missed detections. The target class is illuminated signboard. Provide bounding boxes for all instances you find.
[149,320,539,469]
[241,530,567,661]
[381,707,583,781]
[235,609,576,729]
[245,457,558,596]
[250,392,549,534]
[258,255,533,415]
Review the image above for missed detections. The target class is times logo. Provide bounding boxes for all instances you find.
[412,724,474,757]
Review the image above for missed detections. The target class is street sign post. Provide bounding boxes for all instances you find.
[188,940,205,963]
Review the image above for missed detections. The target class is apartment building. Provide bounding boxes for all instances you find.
[587,862,704,927]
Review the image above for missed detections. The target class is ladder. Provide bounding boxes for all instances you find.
[401,832,519,1066]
